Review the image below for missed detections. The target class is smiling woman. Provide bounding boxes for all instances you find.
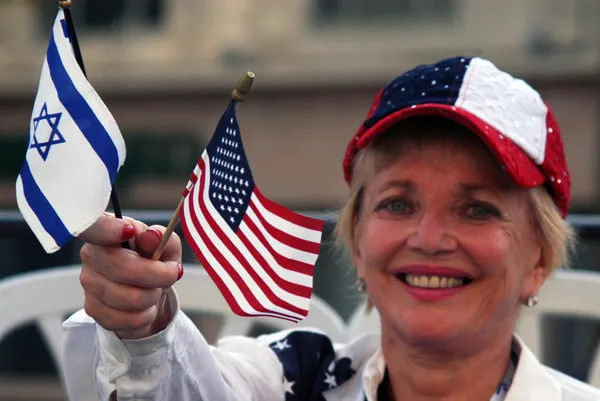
[338,116,575,309]
[338,115,578,391]
[62,56,600,401]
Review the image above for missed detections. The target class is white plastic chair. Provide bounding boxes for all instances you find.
[516,269,600,387]
[0,265,83,382]
[347,299,381,339]
[0,263,348,380]
[347,270,600,387]
[173,266,348,343]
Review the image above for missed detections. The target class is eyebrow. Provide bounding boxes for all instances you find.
[458,183,503,198]
[376,179,508,200]
[378,180,503,196]
[377,179,414,193]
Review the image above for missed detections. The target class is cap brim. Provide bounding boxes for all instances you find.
[355,103,546,189]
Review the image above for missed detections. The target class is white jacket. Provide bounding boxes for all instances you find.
[61,291,600,401]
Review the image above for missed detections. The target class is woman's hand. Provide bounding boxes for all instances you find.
[78,213,183,339]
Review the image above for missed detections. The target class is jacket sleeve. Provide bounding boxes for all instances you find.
[61,290,286,401]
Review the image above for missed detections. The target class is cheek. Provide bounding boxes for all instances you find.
[462,227,530,286]
[466,230,512,272]
[358,219,409,271]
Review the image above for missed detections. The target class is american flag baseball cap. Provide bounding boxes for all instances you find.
[343,56,571,217]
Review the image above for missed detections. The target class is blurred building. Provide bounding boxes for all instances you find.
[0,0,599,212]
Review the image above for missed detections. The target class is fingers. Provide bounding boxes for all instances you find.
[80,244,180,289]
[80,266,163,312]
[136,225,182,262]
[78,213,146,248]
[84,294,159,333]
[78,214,184,338]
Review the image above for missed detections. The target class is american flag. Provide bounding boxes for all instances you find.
[179,101,325,322]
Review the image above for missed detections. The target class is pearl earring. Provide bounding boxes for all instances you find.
[525,294,538,308]
[356,278,366,292]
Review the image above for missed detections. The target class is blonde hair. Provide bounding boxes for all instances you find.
[336,117,576,279]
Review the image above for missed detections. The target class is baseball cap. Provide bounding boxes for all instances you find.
[342,56,571,217]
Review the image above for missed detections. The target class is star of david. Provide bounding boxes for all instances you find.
[30,103,65,161]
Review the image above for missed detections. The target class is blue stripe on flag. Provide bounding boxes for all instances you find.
[60,19,69,39]
[19,162,73,247]
[46,33,119,183]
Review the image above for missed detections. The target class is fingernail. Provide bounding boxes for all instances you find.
[122,225,135,241]
[177,263,184,281]
[146,228,162,241]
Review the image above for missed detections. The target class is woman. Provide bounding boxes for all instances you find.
[62,56,600,400]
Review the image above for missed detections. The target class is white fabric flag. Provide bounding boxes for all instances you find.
[16,9,126,253]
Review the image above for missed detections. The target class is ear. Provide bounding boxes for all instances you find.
[520,248,551,302]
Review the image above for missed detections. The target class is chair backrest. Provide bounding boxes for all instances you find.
[0,264,348,378]
[0,265,84,381]
[347,299,381,339]
[346,270,600,387]
[516,269,600,387]
[174,266,349,343]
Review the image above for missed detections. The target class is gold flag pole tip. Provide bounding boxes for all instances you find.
[58,0,72,8]
[231,72,255,102]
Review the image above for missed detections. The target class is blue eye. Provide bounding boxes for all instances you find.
[377,199,411,214]
[465,203,500,219]
[389,200,408,212]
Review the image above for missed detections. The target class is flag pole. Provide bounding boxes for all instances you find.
[58,0,129,248]
[150,71,255,261]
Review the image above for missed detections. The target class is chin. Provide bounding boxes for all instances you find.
[377,303,474,348]
[399,313,464,342]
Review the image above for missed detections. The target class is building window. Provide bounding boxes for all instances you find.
[0,136,28,184]
[38,0,165,35]
[117,134,204,184]
[313,0,455,25]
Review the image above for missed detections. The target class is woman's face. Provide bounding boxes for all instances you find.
[354,135,549,349]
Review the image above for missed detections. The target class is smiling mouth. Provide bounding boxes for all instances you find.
[396,274,473,289]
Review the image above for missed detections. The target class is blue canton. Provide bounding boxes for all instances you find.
[30,103,65,161]
[364,56,473,130]
[269,331,357,401]
[205,101,255,231]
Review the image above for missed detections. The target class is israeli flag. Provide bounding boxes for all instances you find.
[16,9,126,253]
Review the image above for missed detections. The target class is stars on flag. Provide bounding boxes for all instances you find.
[266,331,357,400]
[283,376,295,395]
[272,339,291,351]
[178,101,324,322]
[30,103,65,161]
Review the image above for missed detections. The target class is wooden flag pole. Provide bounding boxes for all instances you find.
[150,72,255,261]
[58,0,129,248]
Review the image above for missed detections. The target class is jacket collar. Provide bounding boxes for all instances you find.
[360,335,562,401]
[505,335,562,401]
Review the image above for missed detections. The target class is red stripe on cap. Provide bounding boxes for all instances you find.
[538,106,570,216]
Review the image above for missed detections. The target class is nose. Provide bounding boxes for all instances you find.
[406,212,458,256]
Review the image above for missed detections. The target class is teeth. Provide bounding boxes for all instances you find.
[403,274,465,289]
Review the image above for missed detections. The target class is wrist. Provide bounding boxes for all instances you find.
[117,288,176,340]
